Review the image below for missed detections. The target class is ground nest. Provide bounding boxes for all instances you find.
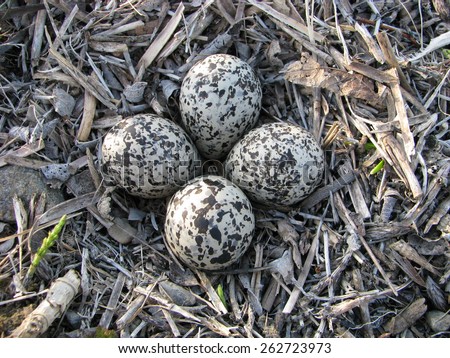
[0,0,449,338]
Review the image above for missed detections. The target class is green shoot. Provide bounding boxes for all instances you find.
[216,283,227,309]
[95,327,117,338]
[364,142,376,151]
[27,214,67,278]
[370,159,385,175]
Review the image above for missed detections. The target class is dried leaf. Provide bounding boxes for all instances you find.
[52,87,75,117]
[0,236,15,253]
[390,239,440,276]
[322,72,377,100]
[424,196,450,233]
[238,273,263,316]
[269,250,294,284]
[141,0,165,11]
[266,40,283,68]
[277,219,302,268]
[160,80,180,101]
[437,214,450,238]
[426,276,447,311]
[285,55,324,87]
[407,234,448,256]
[285,54,380,103]
[167,262,198,287]
[387,248,426,287]
[0,139,45,168]
[107,217,137,244]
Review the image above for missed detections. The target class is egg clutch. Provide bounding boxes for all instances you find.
[101,54,325,271]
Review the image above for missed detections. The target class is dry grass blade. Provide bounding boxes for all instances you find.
[134,286,201,324]
[283,225,320,314]
[247,0,324,43]
[99,272,126,329]
[0,139,45,168]
[387,68,416,160]
[379,134,423,199]
[323,287,397,319]
[195,270,228,315]
[48,47,117,109]
[135,3,185,81]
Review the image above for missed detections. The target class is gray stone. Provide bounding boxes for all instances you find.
[426,310,450,332]
[159,281,197,306]
[0,165,65,222]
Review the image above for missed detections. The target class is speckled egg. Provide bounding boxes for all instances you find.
[179,54,262,159]
[225,122,325,207]
[101,114,200,199]
[164,175,255,270]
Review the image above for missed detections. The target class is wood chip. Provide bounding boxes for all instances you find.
[384,298,427,335]
[77,80,97,142]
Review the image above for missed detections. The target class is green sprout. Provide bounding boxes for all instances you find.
[27,214,67,278]
[364,142,376,151]
[216,283,227,309]
[443,49,450,59]
[370,159,385,175]
[95,327,117,338]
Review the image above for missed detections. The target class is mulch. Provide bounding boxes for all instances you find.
[0,0,449,338]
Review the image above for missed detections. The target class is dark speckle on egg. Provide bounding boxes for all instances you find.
[164,175,255,270]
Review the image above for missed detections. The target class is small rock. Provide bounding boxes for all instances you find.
[167,262,198,287]
[123,82,147,103]
[0,165,65,222]
[159,281,196,306]
[66,170,97,196]
[426,310,450,332]
[65,310,82,329]
[41,163,71,183]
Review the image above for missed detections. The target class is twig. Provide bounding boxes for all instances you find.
[10,270,80,337]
